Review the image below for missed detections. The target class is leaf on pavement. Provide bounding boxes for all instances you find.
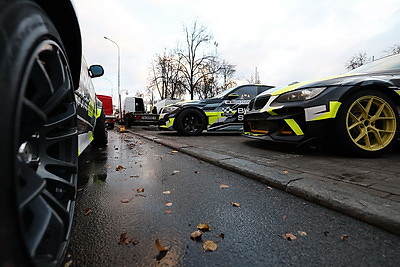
[282,170,289,174]
[171,170,180,175]
[298,231,307,236]
[165,209,173,214]
[136,188,145,193]
[282,233,297,241]
[202,240,218,251]
[190,230,203,240]
[118,233,132,245]
[155,238,169,252]
[197,223,210,231]
[231,202,241,207]
[165,201,173,207]
[116,165,124,171]
[341,234,349,241]
[64,260,73,267]
[163,190,171,195]
[219,184,230,189]
[121,198,133,203]
[83,208,92,216]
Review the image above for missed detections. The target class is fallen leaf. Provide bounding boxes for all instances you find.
[267,186,273,190]
[165,201,173,207]
[341,234,349,241]
[282,233,297,241]
[84,208,92,216]
[118,233,132,245]
[298,231,307,236]
[282,170,289,174]
[231,202,241,207]
[132,240,139,245]
[136,188,145,193]
[121,198,133,203]
[197,223,210,231]
[190,230,203,240]
[202,240,218,251]
[219,184,230,189]
[165,209,173,214]
[155,238,169,252]
[171,170,180,175]
[171,150,179,153]
[163,190,171,195]
[64,260,73,267]
[116,165,124,171]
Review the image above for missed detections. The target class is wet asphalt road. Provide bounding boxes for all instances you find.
[66,130,400,266]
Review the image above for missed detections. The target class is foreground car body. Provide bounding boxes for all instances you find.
[0,0,105,266]
[244,54,400,156]
[159,84,273,135]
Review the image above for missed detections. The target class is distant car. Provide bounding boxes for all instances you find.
[0,0,106,266]
[158,84,274,135]
[243,53,400,156]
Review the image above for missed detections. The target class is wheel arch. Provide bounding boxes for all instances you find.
[34,0,82,90]
[338,82,400,108]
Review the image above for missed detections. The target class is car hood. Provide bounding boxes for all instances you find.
[264,70,399,97]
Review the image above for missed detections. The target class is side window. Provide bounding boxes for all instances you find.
[231,86,258,100]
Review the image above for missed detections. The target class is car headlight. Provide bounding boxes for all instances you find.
[161,105,179,114]
[275,87,326,102]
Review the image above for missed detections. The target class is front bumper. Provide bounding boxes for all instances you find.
[243,109,329,144]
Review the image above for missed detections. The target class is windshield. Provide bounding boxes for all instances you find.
[212,87,237,99]
[348,53,400,74]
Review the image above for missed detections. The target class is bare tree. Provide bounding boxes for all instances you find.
[178,21,215,100]
[345,52,368,71]
[148,50,185,100]
[385,43,400,56]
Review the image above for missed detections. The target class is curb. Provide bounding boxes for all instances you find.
[129,130,400,235]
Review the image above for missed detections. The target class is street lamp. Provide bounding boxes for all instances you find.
[104,77,113,98]
[104,36,122,123]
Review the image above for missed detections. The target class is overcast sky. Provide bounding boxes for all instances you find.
[74,0,400,101]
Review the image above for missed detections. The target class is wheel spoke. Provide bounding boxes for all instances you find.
[16,159,46,209]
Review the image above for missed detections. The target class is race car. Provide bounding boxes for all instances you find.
[243,53,400,157]
[158,84,274,135]
[0,0,106,266]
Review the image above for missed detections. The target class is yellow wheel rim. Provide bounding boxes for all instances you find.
[346,95,397,151]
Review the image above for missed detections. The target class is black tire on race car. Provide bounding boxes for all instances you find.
[92,109,108,147]
[0,1,78,266]
[175,108,207,136]
[333,89,400,157]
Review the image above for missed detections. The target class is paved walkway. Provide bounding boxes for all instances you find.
[126,127,400,235]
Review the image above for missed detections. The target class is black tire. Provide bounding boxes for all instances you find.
[92,110,108,147]
[333,89,399,157]
[175,108,207,135]
[0,2,78,266]
[124,115,132,128]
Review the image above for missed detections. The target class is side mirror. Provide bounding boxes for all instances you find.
[89,65,104,78]
[226,94,239,100]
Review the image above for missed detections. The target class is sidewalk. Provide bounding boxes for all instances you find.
[127,127,400,235]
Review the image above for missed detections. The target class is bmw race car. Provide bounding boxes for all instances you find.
[0,0,106,266]
[243,53,400,156]
[159,84,273,135]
